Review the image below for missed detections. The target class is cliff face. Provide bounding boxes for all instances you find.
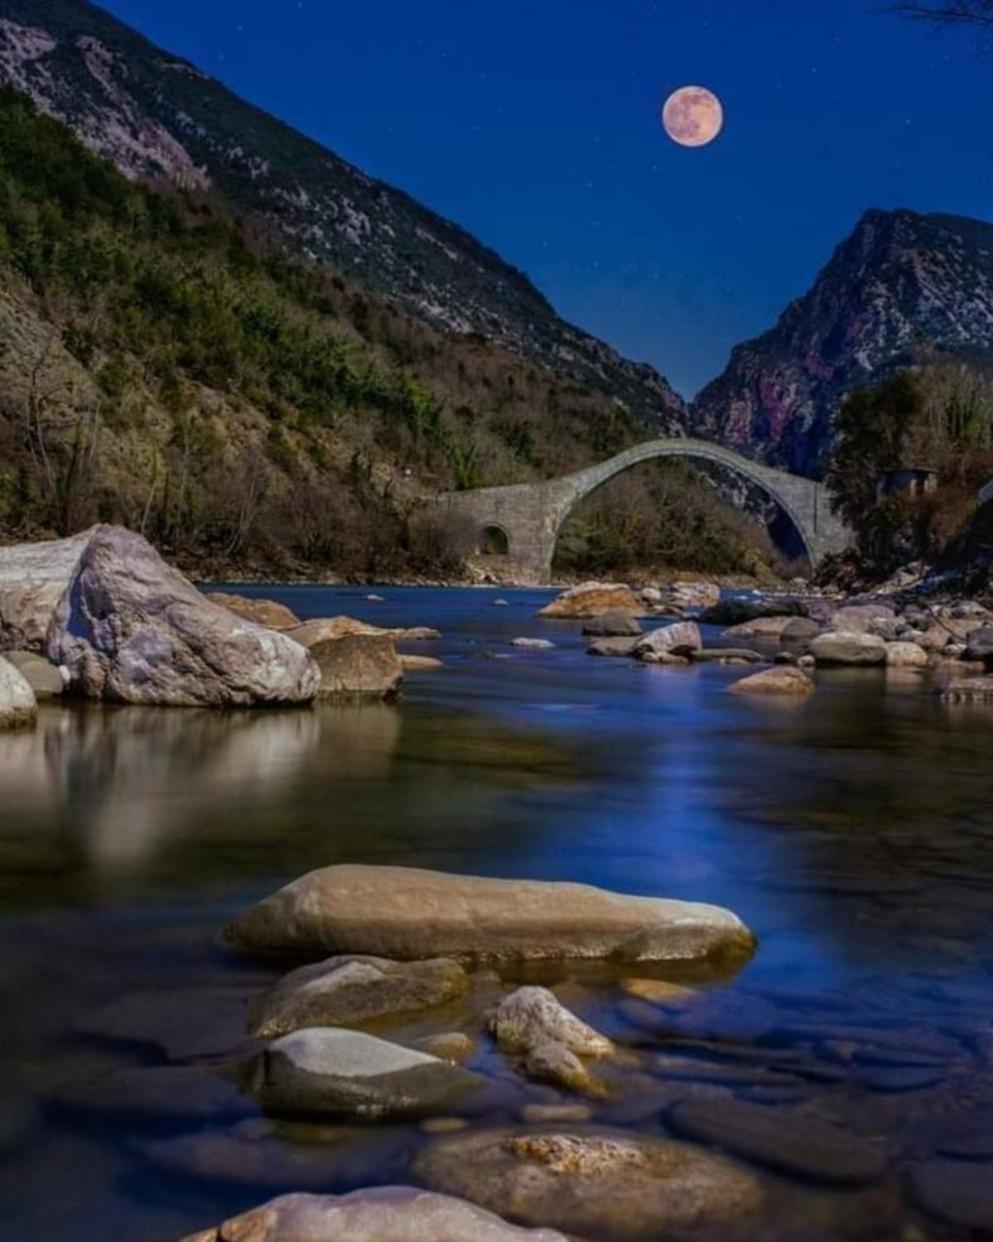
[0,0,685,428]
[692,209,993,477]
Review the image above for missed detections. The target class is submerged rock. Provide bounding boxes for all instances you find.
[224,865,755,967]
[581,610,642,637]
[586,636,641,658]
[0,659,37,729]
[250,1027,481,1118]
[510,638,555,650]
[669,1096,888,1185]
[310,634,403,700]
[413,1126,763,1240]
[941,674,993,703]
[205,592,301,631]
[908,1158,993,1231]
[248,956,469,1039]
[539,583,642,619]
[179,1187,571,1242]
[53,1064,250,1124]
[47,526,319,706]
[400,654,444,670]
[730,667,813,697]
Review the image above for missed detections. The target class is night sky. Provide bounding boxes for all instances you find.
[100,0,993,398]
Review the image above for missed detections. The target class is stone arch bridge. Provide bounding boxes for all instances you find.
[436,437,853,582]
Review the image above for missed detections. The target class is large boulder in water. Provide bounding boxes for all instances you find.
[810,631,887,667]
[539,583,642,619]
[633,621,701,662]
[224,864,755,967]
[180,1188,571,1242]
[310,634,403,700]
[0,528,95,651]
[46,526,319,706]
[0,659,37,729]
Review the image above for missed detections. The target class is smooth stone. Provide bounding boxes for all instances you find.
[519,1102,594,1124]
[581,610,642,637]
[205,592,301,631]
[781,617,821,641]
[2,650,65,698]
[224,865,756,967]
[730,666,813,696]
[810,631,887,667]
[524,1042,592,1092]
[633,622,701,662]
[52,1065,251,1123]
[539,583,642,619]
[0,659,37,729]
[669,1096,888,1185]
[250,1027,481,1118]
[510,638,555,650]
[180,1187,571,1242]
[413,1126,763,1241]
[586,636,641,658]
[885,641,928,668]
[47,526,319,706]
[420,1116,469,1133]
[908,1158,993,1230]
[491,987,613,1058]
[310,634,403,700]
[248,955,469,1039]
[620,979,697,1004]
[399,654,443,670]
[965,627,993,661]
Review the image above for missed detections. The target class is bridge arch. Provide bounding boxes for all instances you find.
[437,437,853,583]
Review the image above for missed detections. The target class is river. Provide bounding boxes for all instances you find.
[1,586,992,1240]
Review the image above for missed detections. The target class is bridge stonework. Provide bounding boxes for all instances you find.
[436,437,852,582]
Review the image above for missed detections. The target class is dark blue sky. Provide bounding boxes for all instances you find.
[102,0,993,398]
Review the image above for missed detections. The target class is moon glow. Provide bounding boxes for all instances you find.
[662,85,724,148]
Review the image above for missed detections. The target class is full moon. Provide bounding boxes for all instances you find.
[662,85,723,148]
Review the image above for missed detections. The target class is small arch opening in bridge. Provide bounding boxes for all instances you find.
[479,525,510,556]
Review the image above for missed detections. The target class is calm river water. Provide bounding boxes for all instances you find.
[1,586,992,1241]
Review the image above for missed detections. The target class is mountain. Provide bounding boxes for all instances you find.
[692,208,993,477]
[0,0,684,427]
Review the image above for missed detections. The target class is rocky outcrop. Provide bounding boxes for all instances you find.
[0,527,94,651]
[224,864,755,967]
[310,634,403,700]
[692,209,993,475]
[248,956,469,1039]
[179,1188,571,1242]
[205,592,301,631]
[0,658,37,729]
[249,1027,480,1117]
[46,526,319,706]
[539,584,642,619]
[413,1127,763,1240]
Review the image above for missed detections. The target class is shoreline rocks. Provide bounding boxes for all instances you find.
[0,659,38,729]
[224,864,756,968]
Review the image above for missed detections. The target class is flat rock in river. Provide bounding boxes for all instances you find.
[539,583,642,619]
[248,955,469,1039]
[310,634,403,700]
[250,1026,481,1117]
[412,1126,763,1241]
[180,1187,571,1242]
[730,666,813,697]
[669,1096,888,1184]
[223,864,755,967]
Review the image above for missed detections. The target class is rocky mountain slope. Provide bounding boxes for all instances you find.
[692,208,993,477]
[0,0,684,428]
